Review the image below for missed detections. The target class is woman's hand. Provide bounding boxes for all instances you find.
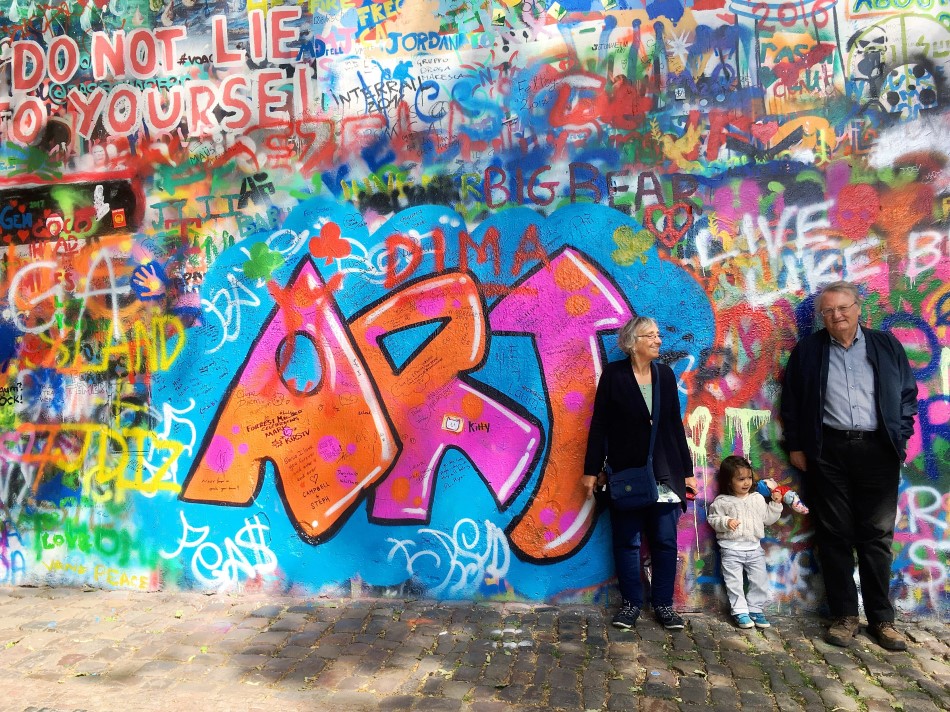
[583,473,608,499]
[582,474,598,499]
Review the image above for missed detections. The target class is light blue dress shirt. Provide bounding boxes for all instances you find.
[823,329,879,432]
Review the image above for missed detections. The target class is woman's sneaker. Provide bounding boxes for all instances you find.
[749,612,770,629]
[734,613,754,629]
[612,601,640,629]
[654,605,685,630]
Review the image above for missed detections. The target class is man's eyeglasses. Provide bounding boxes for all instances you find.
[819,302,857,318]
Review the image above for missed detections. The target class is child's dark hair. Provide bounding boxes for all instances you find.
[717,455,754,496]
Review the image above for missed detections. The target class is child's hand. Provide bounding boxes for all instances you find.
[771,489,783,503]
[728,519,740,531]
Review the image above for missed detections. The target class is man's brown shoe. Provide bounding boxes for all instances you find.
[868,622,907,651]
[825,616,860,647]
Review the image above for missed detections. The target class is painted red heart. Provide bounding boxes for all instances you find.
[751,121,779,145]
[644,202,693,247]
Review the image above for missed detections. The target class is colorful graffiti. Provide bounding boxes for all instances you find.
[0,0,948,618]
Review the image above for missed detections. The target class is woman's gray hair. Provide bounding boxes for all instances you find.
[618,316,658,355]
[817,281,862,312]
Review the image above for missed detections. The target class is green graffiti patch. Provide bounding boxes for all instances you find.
[243,242,286,281]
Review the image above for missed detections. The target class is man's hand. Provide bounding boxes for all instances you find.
[728,519,740,531]
[790,451,807,471]
[684,476,698,499]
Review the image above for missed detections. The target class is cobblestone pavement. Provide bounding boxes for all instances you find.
[1,588,948,712]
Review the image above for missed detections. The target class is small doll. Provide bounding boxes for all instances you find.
[756,478,809,515]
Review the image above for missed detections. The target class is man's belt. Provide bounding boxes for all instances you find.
[822,426,879,441]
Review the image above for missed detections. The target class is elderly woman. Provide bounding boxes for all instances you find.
[583,316,696,629]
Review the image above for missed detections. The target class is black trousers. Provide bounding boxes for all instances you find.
[810,429,900,624]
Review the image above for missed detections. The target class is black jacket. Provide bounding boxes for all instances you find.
[780,326,918,462]
[583,358,693,510]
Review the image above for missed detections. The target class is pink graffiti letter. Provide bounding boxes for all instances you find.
[491,247,632,561]
[350,272,540,521]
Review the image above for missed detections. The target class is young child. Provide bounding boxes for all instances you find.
[707,455,784,629]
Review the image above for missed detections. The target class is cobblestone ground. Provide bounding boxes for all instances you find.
[1,588,948,711]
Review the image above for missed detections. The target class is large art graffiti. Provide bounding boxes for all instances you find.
[0,0,948,617]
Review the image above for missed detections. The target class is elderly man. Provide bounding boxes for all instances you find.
[780,281,918,651]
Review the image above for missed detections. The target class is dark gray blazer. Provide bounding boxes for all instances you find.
[780,326,918,462]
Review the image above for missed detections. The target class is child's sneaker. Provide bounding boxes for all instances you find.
[749,612,770,629]
[734,613,754,629]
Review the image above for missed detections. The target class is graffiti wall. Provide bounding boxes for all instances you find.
[0,0,948,618]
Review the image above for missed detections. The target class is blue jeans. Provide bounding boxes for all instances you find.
[610,502,681,608]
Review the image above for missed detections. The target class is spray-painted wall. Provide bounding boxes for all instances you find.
[0,0,947,617]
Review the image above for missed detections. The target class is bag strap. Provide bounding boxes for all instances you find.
[646,361,660,462]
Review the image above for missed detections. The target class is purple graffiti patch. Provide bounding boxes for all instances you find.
[416,294,446,317]
[563,391,586,412]
[205,435,235,474]
[319,435,343,462]
[337,466,357,487]
[364,325,386,346]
